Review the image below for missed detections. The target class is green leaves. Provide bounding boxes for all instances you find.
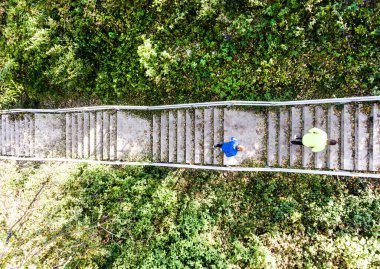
[0,0,379,108]
[1,162,380,268]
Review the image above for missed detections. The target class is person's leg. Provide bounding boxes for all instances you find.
[291,138,303,145]
[213,143,223,149]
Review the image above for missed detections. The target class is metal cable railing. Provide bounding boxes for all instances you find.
[0,156,379,178]
[1,96,379,114]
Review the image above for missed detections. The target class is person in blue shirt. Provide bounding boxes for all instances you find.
[213,136,245,157]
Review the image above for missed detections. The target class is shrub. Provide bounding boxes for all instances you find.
[1,0,379,108]
[2,163,379,268]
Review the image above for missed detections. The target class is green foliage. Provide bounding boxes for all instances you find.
[1,162,380,268]
[1,2,380,267]
[1,0,380,108]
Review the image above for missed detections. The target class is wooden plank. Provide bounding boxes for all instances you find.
[203,108,213,165]
[102,111,110,160]
[5,115,11,155]
[213,108,223,165]
[278,108,290,166]
[371,104,380,171]
[168,111,177,163]
[194,109,203,164]
[185,110,194,164]
[342,104,355,170]
[34,114,65,158]
[315,106,327,169]
[0,115,2,155]
[89,112,96,159]
[10,117,15,156]
[290,107,302,166]
[71,114,77,159]
[1,115,5,155]
[83,112,90,158]
[96,111,103,160]
[66,114,72,158]
[116,111,151,161]
[327,106,340,170]
[223,109,266,166]
[23,116,31,157]
[109,112,117,161]
[152,114,160,162]
[160,112,169,162]
[355,104,369,171]
[177,110,185,163]
[13,118,20,156]
[77,113,84,159]
[19,116,25,157]
[302,106,314,168]
[30,115,35,157]
[267,110,278,166]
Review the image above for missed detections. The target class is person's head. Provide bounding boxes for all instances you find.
[237,145,245,151]
[328,139,337,146]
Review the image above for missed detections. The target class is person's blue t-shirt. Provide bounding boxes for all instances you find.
[221,137,238,157]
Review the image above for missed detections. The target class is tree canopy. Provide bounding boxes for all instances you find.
[1,162,380,268]
[0,0,379,108]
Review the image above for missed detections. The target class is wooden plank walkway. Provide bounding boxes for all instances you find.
[0,100,379,176]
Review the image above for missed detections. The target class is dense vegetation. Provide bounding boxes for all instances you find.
[1,162,380,268]
[0,0,379,108]
[1,0,380,268]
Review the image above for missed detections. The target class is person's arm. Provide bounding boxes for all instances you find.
[308,127,322,134]
[230,137,238,148]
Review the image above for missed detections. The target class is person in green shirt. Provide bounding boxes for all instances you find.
[291,127,337,152]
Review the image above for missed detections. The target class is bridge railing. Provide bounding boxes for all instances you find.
[1,96,379,114]
[1,156,380,178]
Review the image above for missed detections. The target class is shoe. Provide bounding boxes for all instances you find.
[293,135,301,140]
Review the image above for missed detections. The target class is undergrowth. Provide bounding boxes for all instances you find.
[0,161,379,268]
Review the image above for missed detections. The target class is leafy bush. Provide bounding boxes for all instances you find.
[1,162,380,268]
[1,0,379,108]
